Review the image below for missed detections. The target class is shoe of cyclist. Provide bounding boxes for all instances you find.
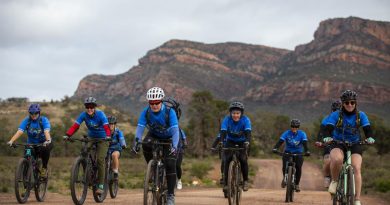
[328,181,338,194]
[295,185,300,192]
[223,185,228,193]
[167,194,175,205]
[113,172,119,180]
[281,179,286,188]
[95,184,104,195]
[219,177,224,185]
[323,176,331,188]
[177,179,182,190]
[243,180,249,191]
[40,167,48,178]
[354,200,361,205]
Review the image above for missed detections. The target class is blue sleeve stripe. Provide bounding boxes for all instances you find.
[137,124,146,127]
[245,128,251,130]
[44,128,50,131]
[361,122,370,127]
[75,121,81,125]
[221,128,227,131]
[18,128,24,132]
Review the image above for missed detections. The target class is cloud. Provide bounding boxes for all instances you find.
[0,0,389,101]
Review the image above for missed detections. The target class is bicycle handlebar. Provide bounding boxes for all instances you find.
[11,143,44,148]
[63,136,109,143]
[273,151,306,157]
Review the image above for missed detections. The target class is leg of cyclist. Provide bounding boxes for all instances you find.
[111,151,120,178]
[176,150,183,190]
[223,142,234,192]
[164,146,177,205]
[37,143,53,177]
[142,133,154,163]
[323,153,331,188]
[220,155,225,185]
[294,156,304,192]
[329,147,344,194]
[351,152,363,203]
[281,154,288,188]
[238,147,249,191]
[95,141,109,194]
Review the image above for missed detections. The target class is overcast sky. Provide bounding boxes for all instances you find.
[0,0,389,101]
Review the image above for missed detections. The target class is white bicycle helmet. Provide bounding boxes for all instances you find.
[146,87,165,101]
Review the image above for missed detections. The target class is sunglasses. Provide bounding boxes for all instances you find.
[291,126,299,128]
[29,112,39,116]
[85,106,95,109]
[149,101,161,106]
[343,101,356,106]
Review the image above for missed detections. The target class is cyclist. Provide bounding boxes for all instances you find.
[316,100,341,188]
[176,128,187,190]
[272,119,310,192]
[323,90,375,205]
[65,97,111,195]
[220,101,251,192]
[7,103,53,177]
[107,116,127,179]
[131,87,179,205]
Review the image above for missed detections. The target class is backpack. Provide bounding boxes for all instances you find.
[145,97,181,131]
[26,117,44,134]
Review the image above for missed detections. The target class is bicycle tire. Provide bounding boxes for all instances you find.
[235,163,242,205]
[228,160,237,205]
[347,167,355,205]
[285,166,293,203]
[34,159,48,202]
[109,166,119,198]
[15,158,31,204]
[144,160,157,205]
[70,156,88,205]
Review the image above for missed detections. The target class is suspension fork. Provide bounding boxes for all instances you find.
[344,150,355,197]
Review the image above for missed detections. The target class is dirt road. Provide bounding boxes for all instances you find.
[0,159,387,205]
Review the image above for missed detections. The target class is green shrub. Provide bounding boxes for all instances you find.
[190,162,212,179]
[375,179,390,193]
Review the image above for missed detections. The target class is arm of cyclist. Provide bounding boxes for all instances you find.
[168,126,180,155]
[362,125,375,144]
[302,141,310,156]
[7,130,24,147]
[272,139,284,153]
[322,124,335,143]
[132,125,145,153]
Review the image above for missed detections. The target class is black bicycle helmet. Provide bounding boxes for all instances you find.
[340,90,357,102]
[229,101,244,113]
[84,97,97,106]
[331,100,341,112]
[290,119,301,127]
[108,116,117,124]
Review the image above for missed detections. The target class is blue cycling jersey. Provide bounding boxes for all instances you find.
[75,110,109,138]
[18,116,50,144]
[109,127,126,152]
[326,110,370,142]
[280,130,308,153]
[221,115,251,142]
[135,103,179,149]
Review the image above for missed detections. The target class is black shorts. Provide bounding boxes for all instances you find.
[330,143,363,156]
[323,145,331,156]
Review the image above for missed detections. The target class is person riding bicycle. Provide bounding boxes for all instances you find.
[211,132,226,185]
[64,97,111,195]
[220,101,251,192]
[107,116,126,180]
[323,90,375,205]
[272,119,310,192]
[176,128,187,190]
[7,103,53,177]
[316,100,341,188]
[131,87,179,205]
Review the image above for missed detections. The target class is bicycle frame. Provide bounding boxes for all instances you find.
[223,145,246,205]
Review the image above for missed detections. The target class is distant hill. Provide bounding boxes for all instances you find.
[73,17,390,122]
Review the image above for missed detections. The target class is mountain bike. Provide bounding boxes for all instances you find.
[223,145,247,205]
[106,146,123,199]
[274,151,306,203]
[331,140,370,205]
[11,143,49,204]
[65,136,109,205]
[140,139,172,205]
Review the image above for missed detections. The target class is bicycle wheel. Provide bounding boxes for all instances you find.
[235,164,242,205]
[285,166,293,203]
[109,167,119,198]
[93,161,109,203]
[70,156,88,205]
[228,160,237,205]
[15,158,32,204]
[34,159,48,202]
[347,167,355,205]
[144,160,157,205]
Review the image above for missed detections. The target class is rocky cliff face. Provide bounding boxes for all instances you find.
[73,17,390,120]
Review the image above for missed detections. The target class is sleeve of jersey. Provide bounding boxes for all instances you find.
[100,111,109,125]
[360,112,370,127]
[168,109,178,128]
[119,131,126,146]
[137,109,148,127]
[280,131,288,141]
[135,125,145,142]
[245,117,252,130]
[75,112,85,125]
[302,131,308,141]
[169,126,180,149]
[321,116,328,125]
[18,118,29,132]
[220,117,228,131]
[43,117,51,131]
[326,112,338,126]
